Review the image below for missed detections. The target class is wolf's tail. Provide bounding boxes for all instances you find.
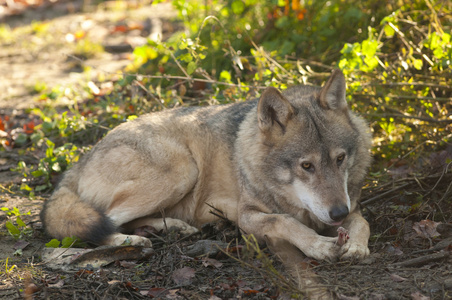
[40,183,115,244]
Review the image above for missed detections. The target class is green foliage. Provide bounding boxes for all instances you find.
[2,258,17,275]
[1,207,33,240]
[73,39,104,59]
[3,0,451,194]
[12,140,83,194]
[126,0,450,168]
[339,33,380,74]
[45,236,85,248]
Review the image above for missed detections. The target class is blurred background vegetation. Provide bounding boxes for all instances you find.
[0,0,451,195]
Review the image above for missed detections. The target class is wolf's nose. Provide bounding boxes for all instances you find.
[329,205,349,222]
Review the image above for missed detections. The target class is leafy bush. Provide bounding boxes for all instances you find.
[3,0,451,193]
[128,0,451,171]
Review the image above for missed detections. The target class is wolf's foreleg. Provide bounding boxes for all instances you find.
[338,211,370,260]
[239,210,341,262]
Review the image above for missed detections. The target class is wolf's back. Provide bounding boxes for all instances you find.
[40,168,115,244]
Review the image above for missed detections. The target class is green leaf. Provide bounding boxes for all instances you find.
[178,40,188,50]
[5,221,20,236]
[433,47,443,59]
[340,43,355,55]
[178,53,193,63]
[220,70,232,82]
[45,239,61,248]
[30,132,43,143]
[362,40,378,58]
[16,216,26,228]
[231,0,245,14]
[61,236,78,248]
[383,24,395,37]
[34,185,48,192]
[187,61,197,75]
[413,59,423,70]
[14,133,28,146]
[42,121,55,132]
[364,56,379,70]
[20,183,33,192]
[31,169,45,177]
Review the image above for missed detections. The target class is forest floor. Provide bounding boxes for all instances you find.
[0,1,451,299]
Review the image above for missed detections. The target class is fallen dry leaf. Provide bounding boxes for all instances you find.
[411,291,430,300]
[243,289,259,296]
[172,267,195,286]
[390,273,407,282]
[146,287,168,298]
[48,280,65,288]
[201,257,223,269]
[13,240,30,250]
[337,294,360,300]
[413,220,440,239]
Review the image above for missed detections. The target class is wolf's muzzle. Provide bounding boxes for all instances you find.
[329,204,349,223]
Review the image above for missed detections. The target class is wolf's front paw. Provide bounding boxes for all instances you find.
[340,242,369,261]
[303,237,340,262]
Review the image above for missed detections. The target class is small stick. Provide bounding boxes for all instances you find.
[391,251,450,268]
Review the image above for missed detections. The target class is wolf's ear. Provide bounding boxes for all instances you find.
[319,69,347,111]
[258,87,294,133]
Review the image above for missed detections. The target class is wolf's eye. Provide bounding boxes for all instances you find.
[337,154,345,165]
[301,162,312,171]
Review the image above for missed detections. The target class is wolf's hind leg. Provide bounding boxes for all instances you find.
[104,233,152,247]
[103,218,199,247]
[125,217,199,236]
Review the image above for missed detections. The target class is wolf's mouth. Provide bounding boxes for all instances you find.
[330,221,344,226]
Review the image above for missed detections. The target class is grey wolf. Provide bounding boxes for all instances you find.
[40,70,372,262]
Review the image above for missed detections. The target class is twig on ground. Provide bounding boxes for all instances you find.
[361,183,410,206]
[390,251,450,268]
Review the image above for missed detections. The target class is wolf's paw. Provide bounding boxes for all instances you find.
[179,224,199,235]
[106,234,152,247]
[303,237,340,262]
[340,242,369,261]
[166,219,199,236]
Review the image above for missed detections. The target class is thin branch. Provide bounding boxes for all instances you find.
[388,22,434,66]
[132,79,164,109]
[127,74,267,90]
[361,183,410,206]
[390,251,450,268]
[363,112,452,124]
[362,82,451,89]
[250,40,290,75]
[169,50,191,79]
[353,93,452,103]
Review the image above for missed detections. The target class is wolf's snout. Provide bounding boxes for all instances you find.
[329,205,349,223]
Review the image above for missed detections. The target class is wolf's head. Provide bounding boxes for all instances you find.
[255,70,368,226]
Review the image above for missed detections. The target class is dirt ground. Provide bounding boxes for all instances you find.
[0,1,451,299]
